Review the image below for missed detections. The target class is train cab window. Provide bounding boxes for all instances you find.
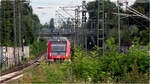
[51,41,67,55]
[51,44,66,52]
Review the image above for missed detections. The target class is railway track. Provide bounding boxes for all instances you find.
[0,52,47,83]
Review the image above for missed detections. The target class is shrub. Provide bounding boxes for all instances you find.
[22,62,64,83]
[20,38,149,83]
[0,62,2,69]
[67,37,149,83]
[30,39,47,58]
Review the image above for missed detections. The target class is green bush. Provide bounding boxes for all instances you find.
[30,39,47,58]
[21,62,65,83]
[20,38,149,83]
[0,62,3,69]
[67,37,149,83]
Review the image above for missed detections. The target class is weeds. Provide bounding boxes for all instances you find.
[19,38,149,83]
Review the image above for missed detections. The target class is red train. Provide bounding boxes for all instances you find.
[48,37,71,62]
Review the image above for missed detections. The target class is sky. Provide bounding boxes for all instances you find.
[30,0,136,24]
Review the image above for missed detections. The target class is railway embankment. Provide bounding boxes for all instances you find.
[0,52,47,83]
[11,38,149,83]
[0,39,47,83]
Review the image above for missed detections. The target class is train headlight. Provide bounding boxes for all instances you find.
[50,53,52,57]
[65,53,68,57]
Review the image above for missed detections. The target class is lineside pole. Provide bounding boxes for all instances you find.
[13,0,17,66]
[97,0,100,46]
[82,0,87,50]
[102,0,105,53]
[0,0,3,73]
[117,0,120,52]
[1,0,6,71]
[18,0,22,64]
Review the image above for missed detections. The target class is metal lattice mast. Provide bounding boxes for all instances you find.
[75,6,80,46]
[82,0,87,50]
[97,0,105,53]
[56,6,79,47]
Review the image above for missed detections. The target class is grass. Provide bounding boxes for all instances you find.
[8,60,149,83]
[14,62,66,83]
[9,61,84,83]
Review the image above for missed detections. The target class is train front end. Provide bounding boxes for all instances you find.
[48,37,70,62]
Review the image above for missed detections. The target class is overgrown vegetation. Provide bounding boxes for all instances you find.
[0,62,2,69]
[67,38,149,83]
[29,39,47,60]
[20,38,47,63]
[19,63,64,83]
[19,38,149,83]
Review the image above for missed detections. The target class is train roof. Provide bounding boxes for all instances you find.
[49,37,68,41]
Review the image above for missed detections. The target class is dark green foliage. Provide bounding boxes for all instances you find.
[0,62,2,69]
[30,39,47,57]
[122,1,149,45]
[87,0,116,26]
[21,55,27,61]
[0,1,42,46]
[23,5,42,45]
[23,15,35,45]
[20,38,149,83]
[49,18,55,29]
[0,1,13,46]
[66,38,149,83]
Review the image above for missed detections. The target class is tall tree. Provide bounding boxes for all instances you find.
[0,1,13,46]
[0,1,42,46]
[49,18,55,29]
[66,18,72,29]
[128,0,149,45]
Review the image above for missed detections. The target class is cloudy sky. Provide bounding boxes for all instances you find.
[30,0,136,24]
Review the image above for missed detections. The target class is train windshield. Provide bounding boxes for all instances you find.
[51,41,66,55]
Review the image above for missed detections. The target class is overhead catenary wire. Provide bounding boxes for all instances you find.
[113,1,149,21]
[126,6,149,20]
